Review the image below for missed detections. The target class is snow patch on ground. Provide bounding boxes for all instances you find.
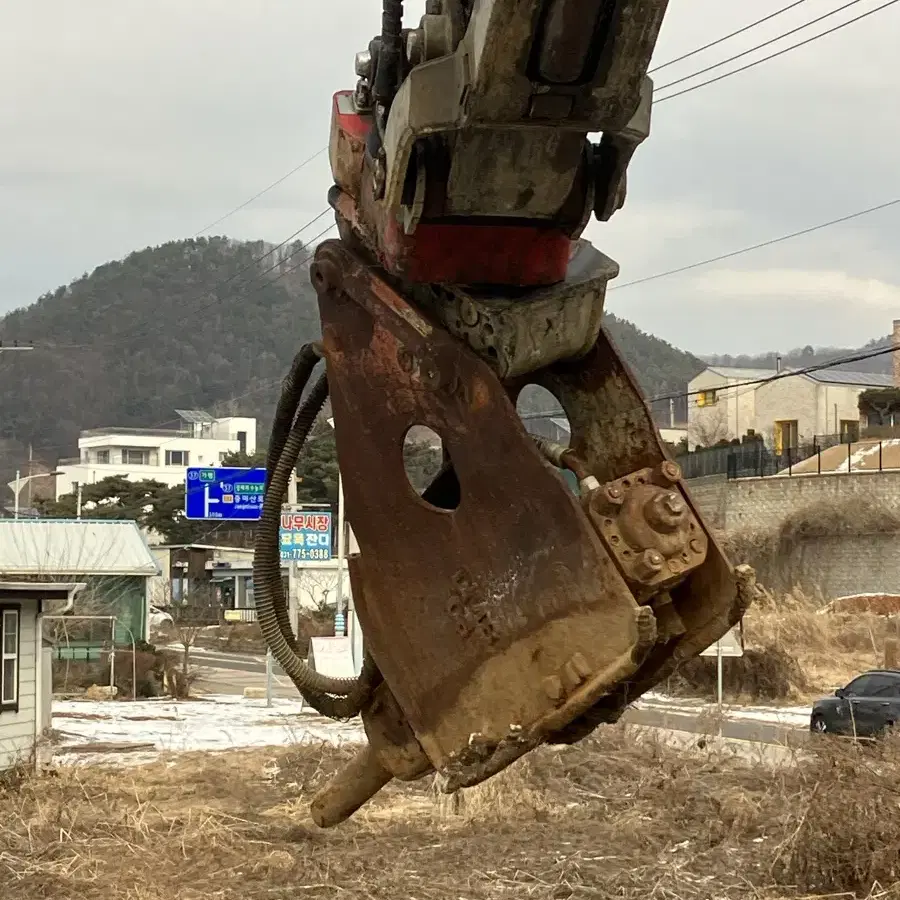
[48,691,814,770]
[638,692,811,726]
[51,694,364,768]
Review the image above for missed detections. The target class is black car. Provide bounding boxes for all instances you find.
[810,669,900,738]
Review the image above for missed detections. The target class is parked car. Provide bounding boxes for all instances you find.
[810,669,900,738]
[149,605,176,639]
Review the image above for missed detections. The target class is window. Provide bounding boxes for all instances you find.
[696,390,718,408]
[122,448,149,465]
[165,450,189,466]
[847,674,900,697]
[237,431,247,454]
[0,607,19,710]
[95,449,110,464]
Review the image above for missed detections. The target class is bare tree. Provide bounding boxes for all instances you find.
[297,568,339,613]
[689,405,730,448]
[163,580,220,698]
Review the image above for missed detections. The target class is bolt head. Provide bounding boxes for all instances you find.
[663,492,686,515]
[459,297,480,327]
[660,461,682,483]
[633,548,665,581]
[543,675,564,701]
[354,50,372,78]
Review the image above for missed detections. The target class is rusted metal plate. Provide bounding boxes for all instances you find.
[312,240,647,771]
[514,329,743,737]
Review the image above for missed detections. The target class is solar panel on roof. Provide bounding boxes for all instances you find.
[175,409,215,425]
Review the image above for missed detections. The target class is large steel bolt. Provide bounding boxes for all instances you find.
[355,50,372,78]
[459,297,480,327]
[311,258,342,294]
[659,460,682,484]
[634,548,664,580]
[543,675,564,701]
[645,490,687,533]
[568,652,592,681]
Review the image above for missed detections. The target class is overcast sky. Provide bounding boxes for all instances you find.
[2,0,898,356]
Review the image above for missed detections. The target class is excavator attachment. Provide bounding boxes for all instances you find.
[303,242,753,827]
[252,0,757,829]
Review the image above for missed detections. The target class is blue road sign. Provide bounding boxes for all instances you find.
[279,510,333,562]
[184,467,267,521]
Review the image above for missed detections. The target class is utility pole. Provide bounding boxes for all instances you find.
[286,474,298,638]
[335,474,347,635]
[26,444,33,511]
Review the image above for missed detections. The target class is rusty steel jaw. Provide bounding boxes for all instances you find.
[307,240,749,828]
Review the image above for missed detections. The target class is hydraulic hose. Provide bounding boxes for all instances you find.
[265,343,323,495]
[253,370,377,711]
[263,344,325,654]
[373,0,403,109]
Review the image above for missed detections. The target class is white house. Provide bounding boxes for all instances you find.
[0,581,83,771]
[687,366,777,449]
[687,365,893,450]
[755,369,892,451]
[55,409,257,499]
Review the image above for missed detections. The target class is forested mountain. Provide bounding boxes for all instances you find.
[0,236,704,481]
[703,335,892,375]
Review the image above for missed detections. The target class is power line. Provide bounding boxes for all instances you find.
[656,0,869,92]
[520,341,900,425]
[607,196,900,292]
[112,221,337,348]
[656,0,900,103]
[652,341,900,404]
[47,210,333,351]
[192,147,328,237]
[33,0,893,352]
[649,0,813,73]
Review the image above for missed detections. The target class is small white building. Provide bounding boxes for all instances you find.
[55,409,257,499]
[0,520,160,644]
[0,581,83,771]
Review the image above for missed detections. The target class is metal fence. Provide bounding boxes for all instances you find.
[750,438,898,478]
[676,434,850,480]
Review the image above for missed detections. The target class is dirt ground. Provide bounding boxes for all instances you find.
[2,726,898,900]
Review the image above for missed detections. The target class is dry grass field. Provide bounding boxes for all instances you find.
[2,726,900,900]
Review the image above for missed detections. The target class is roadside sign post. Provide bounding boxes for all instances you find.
[280,505,333,645]
[326,417,348,637]
[265,648,273,708]
[184,467,267,521]
[287,477,299,639]
[335,475,347,634]
[716,641,723,718]
[699,626,744,736]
